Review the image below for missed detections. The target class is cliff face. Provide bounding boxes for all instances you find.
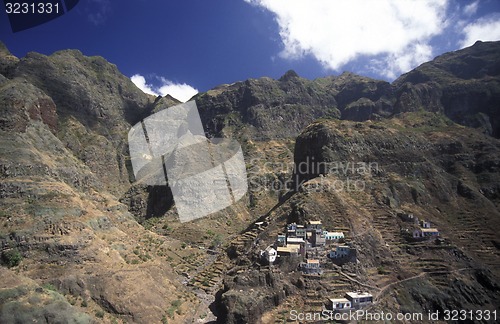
[195,41,500,141]
[0,40,499,323]
[194,70,393,140]
[393,41,500,137]
[0,45,201,323]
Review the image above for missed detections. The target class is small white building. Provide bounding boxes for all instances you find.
[413,228,440,238]
[260,246,277,264]
[286,237,305,245]
[323,231,345,241]
[329,298,352,310]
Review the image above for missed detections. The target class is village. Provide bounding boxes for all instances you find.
[259,214,441,314]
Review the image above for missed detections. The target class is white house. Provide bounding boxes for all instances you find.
[260,246,277,264]
[328,298,352,310]
[286,237,305,245]
[413,228,439,238]
[323,231,344,241]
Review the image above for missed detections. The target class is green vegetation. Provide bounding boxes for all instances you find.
[210,234,223,249]
[166,299,183,318]
[1,249,22,268]
[95,310,105,318]
[42,283,57,292]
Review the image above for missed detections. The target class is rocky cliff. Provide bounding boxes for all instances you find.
[394,41,500,137]
[194,41,500,141]
[0,40,499,323]
[0,44,208,323]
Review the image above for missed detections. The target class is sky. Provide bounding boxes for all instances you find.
[1,0,500,102]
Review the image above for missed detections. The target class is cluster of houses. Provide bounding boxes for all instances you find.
[326,291,373,312]
[260,220,357,274]
[398,212,440,240]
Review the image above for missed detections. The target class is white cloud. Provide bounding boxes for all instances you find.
[463,1,479,16]
[131,74,198,102]
[157,78,199,103]
[245,0,448,79]
[131,74,157,96]
[459,15,500,48]
[371,43,433,79]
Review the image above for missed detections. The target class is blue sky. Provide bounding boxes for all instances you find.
[1,0,500,102]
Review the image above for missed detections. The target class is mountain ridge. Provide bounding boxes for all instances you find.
[0,40,499,323]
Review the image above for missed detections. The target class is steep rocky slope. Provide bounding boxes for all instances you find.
[0,39,499,324]
[217,113,500,323]
[194,70,393,140]
[394,41,500,137]
[0,44,210,323]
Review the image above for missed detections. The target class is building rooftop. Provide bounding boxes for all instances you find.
[345,292,373,299]
[287,237,305,244]
[307,259,320,264]
[287,243,301,250]
[309,220,322,225]
[330,298,350,303]
[325,231,344,236]
[421,228,439,232]
[265,246,276,253]
[277,246,299,253]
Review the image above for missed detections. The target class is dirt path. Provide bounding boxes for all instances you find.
[374,267,473,301]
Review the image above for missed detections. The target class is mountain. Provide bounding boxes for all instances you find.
[0,44,204,323]
[193,41,500,141]
[394,41,500,137]
[0,40,499,323]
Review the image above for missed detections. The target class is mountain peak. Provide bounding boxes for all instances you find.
[279,69,300,81]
